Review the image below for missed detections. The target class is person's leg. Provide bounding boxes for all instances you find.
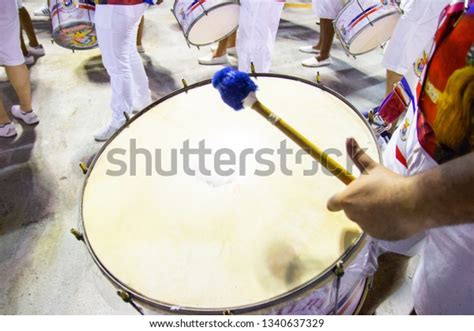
[214,37,229,57]
[0,100,10,124]
[95,4,145,140]
[19,7,40,48]
[226,31,237,49]
[317,18,334,61]
[359,253,410,314]
[5,64,32,112]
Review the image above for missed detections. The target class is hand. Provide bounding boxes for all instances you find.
[327,138,425,241]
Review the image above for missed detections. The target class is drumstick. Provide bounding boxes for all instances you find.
[212,67,355,185]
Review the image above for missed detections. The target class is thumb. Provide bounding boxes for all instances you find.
[327,192,343,212]
[346,138,377,174]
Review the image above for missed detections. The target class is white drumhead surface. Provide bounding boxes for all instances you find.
[349,14,400,54]
[188,5,239,45]
[83,76,379,310]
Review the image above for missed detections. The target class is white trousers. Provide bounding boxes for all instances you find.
[95,4,151,129]
[237,0,284,73]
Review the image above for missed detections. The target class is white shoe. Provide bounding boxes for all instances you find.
[299,45,320,54]
[227,47,237,57]
[11,105,39,125]
[0,123,17,138]
[198,54,228,65]
[211,45,237,57]
[33,6,50,17]
[28,45,45,57]
[94,124,120,142]
[301,57,332,68]
[24,55,34,65]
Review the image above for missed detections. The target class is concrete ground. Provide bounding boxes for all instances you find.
[0,1,415,314]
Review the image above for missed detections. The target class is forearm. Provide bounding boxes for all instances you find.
[411,152,474,229]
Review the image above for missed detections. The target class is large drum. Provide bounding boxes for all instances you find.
[172,0,240,47]
[79,74,381,314]
[334,0,402,56]
[50,0,97,50]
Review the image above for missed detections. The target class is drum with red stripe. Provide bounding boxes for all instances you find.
[334,0,402,56]
[50,0,97,50]
[172,0,240,47]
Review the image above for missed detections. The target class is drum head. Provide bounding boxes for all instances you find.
[81,74,380,313]
[348,14,400,55]
[187,4,240,46]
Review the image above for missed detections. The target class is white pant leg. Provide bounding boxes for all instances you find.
[95,4,147,128]
[128,19,152,110]
[237,0,283,73]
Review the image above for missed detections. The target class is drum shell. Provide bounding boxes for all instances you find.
[334,0,401,55]
[80,73,382,315]
[173,0,240,46]
[50,0,97,50]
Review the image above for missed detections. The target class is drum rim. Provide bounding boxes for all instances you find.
[334,4,401,56]
[173,0,240,47]
[79,73,382,314]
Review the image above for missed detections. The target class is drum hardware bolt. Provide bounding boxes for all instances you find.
[181,79,189,91]
[223,309,233,316]
[335,261,345,277]
[123,111,131,123]
[333,261,345,315]
[117,290,144,315]
[79,162,89,175]
[70,228,84,242]
[316,71,321,84]
[250,62,257,76]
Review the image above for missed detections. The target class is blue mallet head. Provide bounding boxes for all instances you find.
[212,67,258,111]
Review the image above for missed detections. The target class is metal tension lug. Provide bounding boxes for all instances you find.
[70,228,84,242]
[334,260,345,278]
[79,162,89,175]
[250,62,257,76]
[316,71,321,84]
[117,290,131,303]
[123,111,131,123]
[182,79,189,92]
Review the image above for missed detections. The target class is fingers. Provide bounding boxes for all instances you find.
[327,192,343,212]
[346,138,378,174]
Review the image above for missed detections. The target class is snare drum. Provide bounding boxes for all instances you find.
[334,0,402,55]
[172,0,240,47]
[50,0,97,50]
[79,74,381,314]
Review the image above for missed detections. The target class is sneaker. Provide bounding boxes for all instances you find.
[28,45,45,57]
[0,123,17,138]
[24,55,34,65]
[198,54,228,65]
[301,56,332,68]
[11,105,39,125]
[94,124,119,142]
[137,45,145,54]
[299,45,320,54]
[33,6,50,17]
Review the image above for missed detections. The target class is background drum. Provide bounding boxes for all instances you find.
[78,74,381,314]
[334,0,402,56]
[50,0,97,50]
[172,0,240,47]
